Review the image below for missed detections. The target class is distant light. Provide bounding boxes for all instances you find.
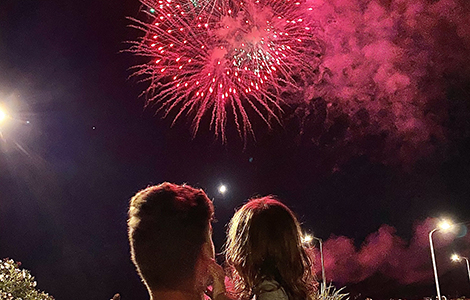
[150,8,156,13]
[218,184,227,194]
[302,234,313,244]
[451,254,461,262]
[0,109,6,123]
[438,220,453,232]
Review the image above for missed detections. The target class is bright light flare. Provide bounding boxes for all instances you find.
[438,219,453,232]
[0,109,7,124]
[302,234,313,244]
[218,184,227,194]
[451,254,461,262]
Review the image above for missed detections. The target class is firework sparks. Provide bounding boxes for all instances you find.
[130,0,320,141]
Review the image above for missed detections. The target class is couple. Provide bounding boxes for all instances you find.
[128,183,316,300]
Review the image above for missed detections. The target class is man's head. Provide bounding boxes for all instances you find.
[128,182,214,292]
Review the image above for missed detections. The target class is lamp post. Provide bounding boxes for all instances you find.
[302,234,326,288]
[429,220,453,300]
[312,236,326,288]
[451,254,470,284]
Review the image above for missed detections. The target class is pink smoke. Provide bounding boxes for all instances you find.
[311,218,469,285]
[291,0,470,164]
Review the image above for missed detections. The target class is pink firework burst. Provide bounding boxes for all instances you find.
[130,0,319,141]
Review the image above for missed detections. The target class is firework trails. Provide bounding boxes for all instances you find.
[130,0,319,140]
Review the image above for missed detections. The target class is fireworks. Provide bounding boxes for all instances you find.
[130,0,320,141]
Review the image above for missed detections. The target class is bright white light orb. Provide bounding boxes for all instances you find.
[451,254,461,262]
[218,184,227,194]
[302,234,313,244]
[438,220,453,231]
[0,109,6,123]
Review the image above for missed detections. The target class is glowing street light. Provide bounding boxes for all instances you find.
[429,219,454,300]
[451,254,470,285]
[302,234,313,244]
[303,233,326,288]
[451,254,461,262]
[439,220,452,231]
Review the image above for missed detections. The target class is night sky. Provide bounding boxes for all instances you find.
[1,0,470,300]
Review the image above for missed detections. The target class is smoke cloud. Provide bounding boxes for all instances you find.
[312,218,469,285]
[288,0,470,164]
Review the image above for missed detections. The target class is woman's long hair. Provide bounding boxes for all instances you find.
[225,196,315,300]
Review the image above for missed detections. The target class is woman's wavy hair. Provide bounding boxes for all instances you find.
[225,196,315,300]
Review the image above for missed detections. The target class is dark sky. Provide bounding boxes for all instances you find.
[1,0,470,300]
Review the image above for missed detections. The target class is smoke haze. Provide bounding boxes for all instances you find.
[312,218,469,285]
[285,0,470,164]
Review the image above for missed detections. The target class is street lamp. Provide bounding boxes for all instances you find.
[451,254,470,285]
[429,219,454,300]
[302,234,326,288]
[313,236,326,289]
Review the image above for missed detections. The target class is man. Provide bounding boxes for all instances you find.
[128,182,227,300]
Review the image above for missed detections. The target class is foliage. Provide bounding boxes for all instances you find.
[0,258,54,300]
[316,283,349,300]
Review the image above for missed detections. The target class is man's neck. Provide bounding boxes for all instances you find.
[150,289,205,300]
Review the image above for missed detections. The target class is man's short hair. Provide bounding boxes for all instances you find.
[128,182,214,290]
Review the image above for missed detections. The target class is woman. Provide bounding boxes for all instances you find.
[224,196,316,300]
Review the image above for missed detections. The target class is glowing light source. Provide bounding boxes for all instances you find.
[429,218,456,300]
[302,233,326,287]
[0,109,7,123]
[218,184,227,194]
[438,219,453,232]
[301,234,313,244]
[450,253,470,284]
[451,254,461,262]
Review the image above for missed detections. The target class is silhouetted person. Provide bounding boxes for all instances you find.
[128,182,227,300]
[225,196,316,300]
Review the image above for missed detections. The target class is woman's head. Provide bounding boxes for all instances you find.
[225,196,314,300]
